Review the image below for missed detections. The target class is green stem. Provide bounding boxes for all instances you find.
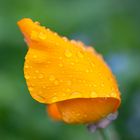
[98,129,109,140]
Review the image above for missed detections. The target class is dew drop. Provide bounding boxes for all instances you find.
[54,93,57,95]
[33,76,36,79]
[106,95,110,98]
[67,81,72,86]
[31,31,38,40]
[71,40,77,44]
[62,93,66,97]
[24,65,29,69]
[83,80,86,83]
[54,80,59,85]
[59,57,62,60]
[55,42,59,46]
[25,75,30,80]
[33,55,37,59]
[76,113,81,117]
[86,69,89,73]
[54,32,58,36]
[65,49,72,58]
[89,84,92,87]
[66,88,71,92]
[72,92,80,95]
[46,28,50,32]
[39,90,42,94]
[84,114,87,118]
[38,74,44,79]
[35,21,40,25]
[91,91,97,97]
[39,32,46,40]
[62,37,68,41]
[70,92,81,98]
[110,92,115,97]
[93,84,97,87]
[71,62,74,65]
[75,59,79,63]
[58,63,63,67]
[77,51,84,58]
[101,83,104,87]
[24,38,27,43]
[52,96,57,102]
[35,70,39,73]
[98,72,102,76]
[49,75,55,81]
[110,86,114,91]
[28,86,33,91]
[47,61,51,64]
[91,63,95,67]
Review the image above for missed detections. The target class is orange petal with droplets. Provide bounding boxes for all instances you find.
[18,18,121,124]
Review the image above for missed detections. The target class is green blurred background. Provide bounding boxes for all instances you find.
[0,0,140,140]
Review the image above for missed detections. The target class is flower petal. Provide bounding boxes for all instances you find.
[18,18,121,123]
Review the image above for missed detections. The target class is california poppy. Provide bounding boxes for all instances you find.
[17,18,121,124]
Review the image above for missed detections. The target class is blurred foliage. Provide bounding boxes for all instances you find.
[0,0,140,140]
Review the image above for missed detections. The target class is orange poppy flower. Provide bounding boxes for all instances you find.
[17,18,121,124]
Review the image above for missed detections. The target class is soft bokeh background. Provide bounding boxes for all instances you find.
[0,0,140,140]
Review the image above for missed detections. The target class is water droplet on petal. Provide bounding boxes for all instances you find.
[47,61,51,64]
[76,113,81,117]
[28,86,33,91]
[77,51,84,58]
[62,37,68,42]
[33,55,37,59]
[35,21,40,25]
[71,62,74,65]
[39,32,46,40]
[49,75,55,81]
[84,114,87,118]
[65,49,72,58]
[33,76,36,79]
[52,96,57,102]
[93,84,97,87]
[39,90,42,94]
[71,40,77,44]
[86,69,89,73]
[91,91,97,97]
[75,59,79,63]
[24,65,29,69]
[101,83,104,87]
[89,84,92,87]
[66,88,71,92]
[35,70,39,73]
[110,92,115,97]
[24,38,28,44]
[54,32,58,36]
[67,81,72,86]
[46,28,50,32]
[91,63,95,67]
[54,93,57,95]
[58,63,63,67]
[54,80,59,85]
[38,74,44,79]
[62,93,66,97]
[59,57,62,60]
[70,92,81,98]
[31,31,38,40]
[25,75,30,80]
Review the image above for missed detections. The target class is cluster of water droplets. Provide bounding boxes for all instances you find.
[30,30,47,41]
